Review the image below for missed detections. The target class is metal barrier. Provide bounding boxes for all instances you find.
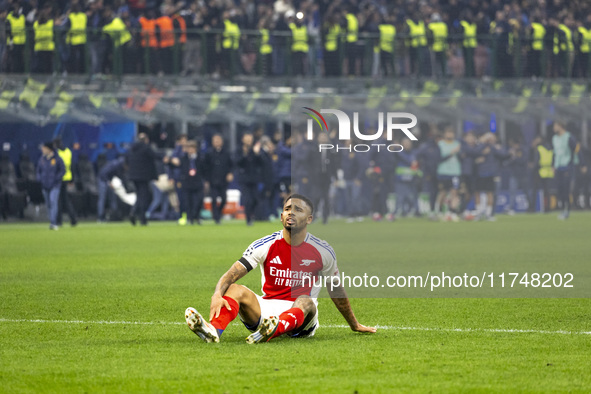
[2,28,590,79]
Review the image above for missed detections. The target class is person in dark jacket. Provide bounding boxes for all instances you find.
[274,136,292,207]
[173,140,206,225]
[394,139,420,218]
[340,139,365,222]
[97,156,127,222]
[415,128,442,219]
[504,138,528,215]
[368,136,395,221]
[458,131,479,219]
[473,133,511,221]
[552,120,578,220]
[235,133,263,225]
[37,142,65,230]
[257,135,277,220]
[204,134,233,224]
[306,132,339,224]
[127,133,165,225]
[170,134,188,224]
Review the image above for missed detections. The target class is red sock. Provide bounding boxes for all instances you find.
[210,296,239,335]
[271,307,305,339]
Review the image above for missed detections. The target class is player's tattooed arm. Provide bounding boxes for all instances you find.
[328,283,377,334]
[210,262,248,320]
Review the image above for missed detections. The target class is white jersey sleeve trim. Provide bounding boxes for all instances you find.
[240,231,281,271]
[308,234,339,277]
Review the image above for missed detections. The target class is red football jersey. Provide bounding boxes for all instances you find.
[239,231,339,301]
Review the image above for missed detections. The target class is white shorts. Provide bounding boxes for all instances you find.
[241,293,319,338]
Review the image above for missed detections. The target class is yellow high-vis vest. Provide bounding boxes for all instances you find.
[103,17,131,47]
[259,29,272,54]
[578,26,591,53]
[34,20,55,51]
[460,21,477,48]
[58,148,73,181]
[553,24,573,54]
[222,19,240,50]
[428,21,448,52]
[325,24,341,52]
[531,22,545,50]
[537,145,554,178]
[346,13,358,43]
[7,13,26,45]
[67,12,87,45]
[289,23,309,52]
[407,19,427,47]
[377,24,396,53]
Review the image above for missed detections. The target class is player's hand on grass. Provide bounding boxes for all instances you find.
[210,293,232,321]
[351,323,377,333]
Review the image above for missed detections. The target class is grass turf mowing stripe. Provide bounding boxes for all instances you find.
[2,318,590,335]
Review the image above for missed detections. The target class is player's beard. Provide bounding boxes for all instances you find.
[282,216,302,234]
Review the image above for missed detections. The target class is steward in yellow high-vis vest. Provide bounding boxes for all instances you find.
[6,11,26,45]
[428,20,447,52]
[527,18,545,77]
[323,13,342,76]
[67,12,87,46]
[406,13,428,76]
[289,22,309,53]
[460,16,477,77]
[57,147,73,182]
[428,14,447,76]
[34,20,55,52]
[103,6,132,75]
[553,24,574,54]
[258,24,273,76]
[103,17,131,47]
[406,19,427,48]
[222,18,240,50]
[66,4,87,74]
[553,18,574,77]
[574,20,591,78]
[345,9,359,76]
[537,145,554,179]
[534,140,554,212]
[289,18,309,76]
[6,8,26,73]
[53,138,78,226]
[221,13,241,77]
[33,6,55,74]
[259,28,272,55]
[376,17,396,76]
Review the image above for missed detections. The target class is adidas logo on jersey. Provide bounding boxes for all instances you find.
[270,256,282,265]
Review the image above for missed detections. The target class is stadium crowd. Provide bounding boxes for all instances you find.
[0,121,589,228]
[0,0,590,77]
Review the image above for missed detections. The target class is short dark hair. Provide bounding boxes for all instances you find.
[284,193,314,215]
[52,137,63,150]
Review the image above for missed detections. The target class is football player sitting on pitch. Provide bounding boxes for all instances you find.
[185,193,376,343]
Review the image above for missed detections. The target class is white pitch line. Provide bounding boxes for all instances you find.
[325,324,591,335]
[0,318,185,326]
[1,318,589,336]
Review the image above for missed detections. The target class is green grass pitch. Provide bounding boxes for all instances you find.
[1,214,590,392]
